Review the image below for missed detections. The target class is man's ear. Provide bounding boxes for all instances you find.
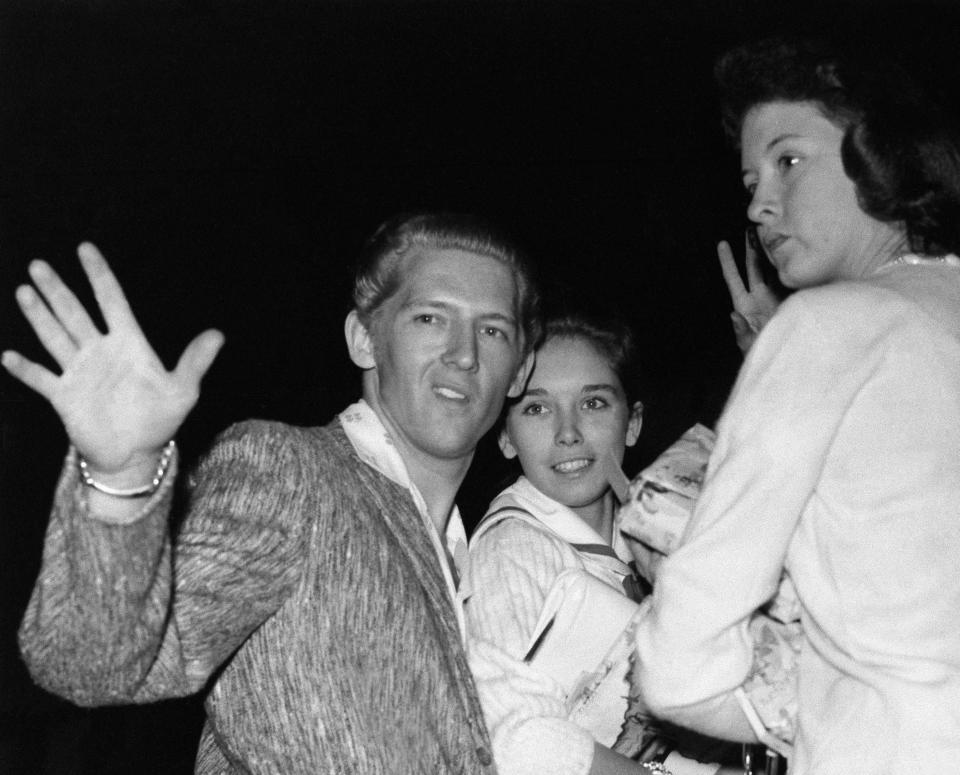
[345,310,376,369]
[507,351,535,398]
[625,400,644,447]
[498,427,518,460]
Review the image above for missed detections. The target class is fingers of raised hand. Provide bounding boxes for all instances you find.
[174,329,225,388]
[1,349,59,399]
[27,260,101,347]
[77,242,142,334]
[15,281,82,369]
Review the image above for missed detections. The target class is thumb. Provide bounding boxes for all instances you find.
[730,311,750,337]
[174,329,225,385]
[731,312,757,356]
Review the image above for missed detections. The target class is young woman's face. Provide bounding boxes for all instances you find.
[741,100,904,288]
[501,335,641,523]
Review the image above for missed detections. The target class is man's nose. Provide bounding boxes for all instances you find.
[442,322,479,371]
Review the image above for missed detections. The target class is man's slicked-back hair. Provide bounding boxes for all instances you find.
[352,212,542,354]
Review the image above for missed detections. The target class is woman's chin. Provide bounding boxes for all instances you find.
[777,264,815,290]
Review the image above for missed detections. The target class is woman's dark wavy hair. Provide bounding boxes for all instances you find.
[352,212,542,355]
[538,311,642,407]
[716,36,960,255]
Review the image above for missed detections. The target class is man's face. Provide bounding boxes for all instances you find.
[366,247,526,467]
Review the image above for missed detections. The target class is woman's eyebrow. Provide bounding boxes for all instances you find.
[766,132,802,151]
[581,383,618,393]
[741,132,804,175]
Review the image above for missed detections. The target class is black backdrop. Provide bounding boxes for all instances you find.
[2,1,958,772]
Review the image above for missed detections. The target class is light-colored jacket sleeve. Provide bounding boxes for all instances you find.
[463,519,596,775]
[634,292,873,722]
[18,421,309,706]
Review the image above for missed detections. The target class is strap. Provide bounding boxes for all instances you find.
[569,542,621,560]
[473,507,648,603]
[460,507,554,605]
[471,505,560,545]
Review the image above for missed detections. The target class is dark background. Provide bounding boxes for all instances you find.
[2,1,958,771]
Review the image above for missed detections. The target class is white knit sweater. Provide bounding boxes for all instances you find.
[462,478,620,775]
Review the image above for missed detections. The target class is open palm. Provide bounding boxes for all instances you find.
[2,243,224,475]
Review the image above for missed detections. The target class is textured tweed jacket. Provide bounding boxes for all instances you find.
[19,418,495,774]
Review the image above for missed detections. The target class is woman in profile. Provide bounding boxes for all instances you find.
[633,36,960,774]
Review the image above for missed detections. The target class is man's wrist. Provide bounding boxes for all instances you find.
[78,441,176,498]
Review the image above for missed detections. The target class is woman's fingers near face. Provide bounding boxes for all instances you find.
[718,240,749,304]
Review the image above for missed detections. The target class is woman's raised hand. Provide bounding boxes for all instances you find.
[2,243,224,480]
[717,232,780,355]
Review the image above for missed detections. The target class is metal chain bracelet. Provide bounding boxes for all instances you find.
[78,440,176,498]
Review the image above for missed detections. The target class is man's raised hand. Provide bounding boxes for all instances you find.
[2,242,224,483]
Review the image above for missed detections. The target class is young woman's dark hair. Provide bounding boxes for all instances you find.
[716,36,960,255]
[540,312,642,408]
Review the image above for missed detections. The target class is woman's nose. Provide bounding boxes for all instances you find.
[746,180,780,224]
[555,413,582,446]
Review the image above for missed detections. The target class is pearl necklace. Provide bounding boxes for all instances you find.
[889,253,960,268]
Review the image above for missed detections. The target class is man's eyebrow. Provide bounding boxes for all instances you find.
[399,299,517,325]
[399,298,450,311]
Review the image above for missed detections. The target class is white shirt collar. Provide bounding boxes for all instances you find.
[338,400,468,634]
[493,475,633,563]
